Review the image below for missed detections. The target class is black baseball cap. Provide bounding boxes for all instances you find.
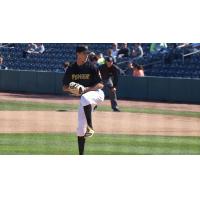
[76,45,90,54]
[105,56,114,62]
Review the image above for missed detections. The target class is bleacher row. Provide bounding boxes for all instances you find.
[1,43,200,79]
[148,53,200,79]
[1,43,111,72]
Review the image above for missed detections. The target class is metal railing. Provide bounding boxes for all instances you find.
[182,49,200,64]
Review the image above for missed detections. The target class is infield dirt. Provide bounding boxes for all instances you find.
[1,92,200,136]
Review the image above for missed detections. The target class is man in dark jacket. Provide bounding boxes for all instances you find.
[118,43,130,58]
[99,57,121,112]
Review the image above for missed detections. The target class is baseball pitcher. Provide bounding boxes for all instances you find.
[63,45,104,155]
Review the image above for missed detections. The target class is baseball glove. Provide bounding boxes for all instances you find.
[68,82,86,96]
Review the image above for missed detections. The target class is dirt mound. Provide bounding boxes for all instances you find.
[1,111,200,136]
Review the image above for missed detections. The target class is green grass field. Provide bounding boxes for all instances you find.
[1,100,200,155]
[0,133,200,155]
[1,100,200,118]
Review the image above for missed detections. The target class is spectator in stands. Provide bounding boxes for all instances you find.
[107,49,117,63]
[124,61,134,76]
[0,54,3,69]
[159,43,168,51]
[118,43,130,58]
[0,54,8,70]
[23,43,45,58]
[97,53,105,66]
[150,43,157,53]
[99,57,121,112]
[111,43,119,59]
[89,52,95,57]
[132,43,144,59]
[162,43,185,64]
[88,52,99,65]
[150,43,168,54]
[107,48,112,57]
[133,63,145,77]
[88,52,95,61]
[36,43,45,53]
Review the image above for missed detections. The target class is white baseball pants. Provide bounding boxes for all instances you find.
[77,89,104,136]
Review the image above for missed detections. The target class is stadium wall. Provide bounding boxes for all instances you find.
[0,70,200,104]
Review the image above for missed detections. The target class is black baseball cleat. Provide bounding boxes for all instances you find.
[113,108,120,112]
[84,126,95,138]
[93,105,98,111]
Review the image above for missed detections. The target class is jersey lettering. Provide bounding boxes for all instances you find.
[72,74,90,81]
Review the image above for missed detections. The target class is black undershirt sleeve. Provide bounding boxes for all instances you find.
[62,68,72,86]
